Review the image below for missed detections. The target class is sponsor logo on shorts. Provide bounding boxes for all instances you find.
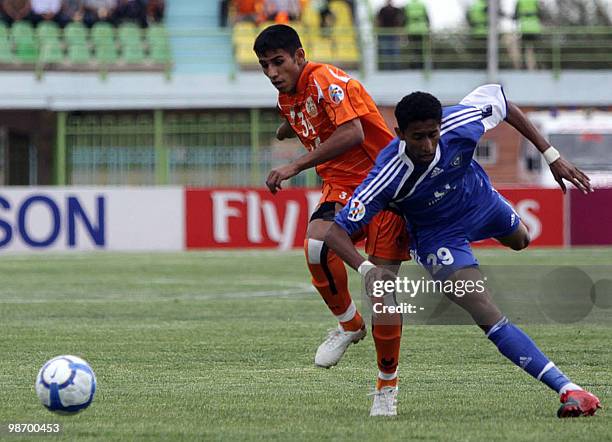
[328,84,345,105]
[347,198,366,222]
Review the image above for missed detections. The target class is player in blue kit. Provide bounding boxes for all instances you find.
[324,84,601,417]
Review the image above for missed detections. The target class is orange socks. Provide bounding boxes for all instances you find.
[305,238,400,388]
[373,323,402,389]
[376,373,399,390]
[305,239,364,331]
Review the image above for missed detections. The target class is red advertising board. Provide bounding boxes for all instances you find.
[570,188,612,245]
[475,188,565,247]
[186,188,320,249]
[186,187,566,249]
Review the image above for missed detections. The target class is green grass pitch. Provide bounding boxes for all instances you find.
[0,248,610,441]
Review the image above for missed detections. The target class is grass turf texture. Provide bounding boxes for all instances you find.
[0,248,610,441]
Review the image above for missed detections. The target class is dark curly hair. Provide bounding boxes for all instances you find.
[253,25,303,57]
[394,92,443,131]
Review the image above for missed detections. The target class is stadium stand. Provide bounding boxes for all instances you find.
[166,0,233,74]
[0,3,171,76]
[233,0,360,70]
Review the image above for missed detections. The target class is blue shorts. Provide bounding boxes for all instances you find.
[409,189,521,280]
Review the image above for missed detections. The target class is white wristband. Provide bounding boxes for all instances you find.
[358,260,375,277]
[543,146,561,165]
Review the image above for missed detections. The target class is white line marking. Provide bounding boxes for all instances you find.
[0,283,316,304]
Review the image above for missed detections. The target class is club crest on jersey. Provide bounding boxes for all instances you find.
[328,84,345,105]
[305,97,318,117]
[347,199,366,222]
[451,154,462,167]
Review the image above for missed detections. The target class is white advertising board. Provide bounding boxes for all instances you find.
[0,187,184,252]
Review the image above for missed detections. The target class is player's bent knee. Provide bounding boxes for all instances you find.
[499,224,531,251]
[511,231,530,251]
[520,234,530,250]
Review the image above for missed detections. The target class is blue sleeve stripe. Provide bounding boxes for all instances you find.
[355,155,402,203]
[441,114,483,136]
[442,108,481,129]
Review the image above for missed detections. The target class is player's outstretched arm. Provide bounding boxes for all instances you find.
[505,101,593,194]
[265,118,364,194]
[275,120,297,140]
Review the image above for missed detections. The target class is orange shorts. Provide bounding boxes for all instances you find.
[318,182,410,261]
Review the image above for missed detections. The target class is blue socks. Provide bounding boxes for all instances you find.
[486,317,571,393]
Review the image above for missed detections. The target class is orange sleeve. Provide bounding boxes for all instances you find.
[313,67,371,127]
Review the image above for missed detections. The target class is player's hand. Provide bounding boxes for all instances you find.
[364,266,397,301]
[549,157,593,194]
[265,164,300,194]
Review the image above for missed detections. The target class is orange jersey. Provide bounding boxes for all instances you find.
[277,62,394,187]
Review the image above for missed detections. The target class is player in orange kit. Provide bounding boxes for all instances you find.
[254,24,409,405]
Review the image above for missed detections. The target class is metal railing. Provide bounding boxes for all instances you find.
[4,25,610,79]
[58,109,318,187]
[373,26,612,74]
[169,25,612,77]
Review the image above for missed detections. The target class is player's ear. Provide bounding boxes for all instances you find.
[295,47,306,63]
[394,127,403,139]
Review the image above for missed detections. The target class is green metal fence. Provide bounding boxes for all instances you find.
[65,113,156,185]
[374,27,612,74]
[59,109,317,187]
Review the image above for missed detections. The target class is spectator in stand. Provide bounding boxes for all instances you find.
[233,0,261,24]
[404,0,430,68]
[113,0,147,27]
[264,0,300,22]
[62,0,85,23]
[345,0,355,18]
[319,0,334,35]
[81,0,118,27]
[514,0,542,70]
[219,0,229,26]
[30,0,70,26]
[0,0,34,25]
[146,0,164,24]
[376,0,405,70]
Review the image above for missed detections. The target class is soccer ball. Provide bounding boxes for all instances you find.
[35,355,96,414]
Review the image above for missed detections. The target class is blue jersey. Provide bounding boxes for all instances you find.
[335,84,520,278]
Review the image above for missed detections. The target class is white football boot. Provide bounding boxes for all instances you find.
[369,386,399,417]
[314,326,366,368]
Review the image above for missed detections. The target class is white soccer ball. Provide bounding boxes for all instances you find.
[35,355,96,414]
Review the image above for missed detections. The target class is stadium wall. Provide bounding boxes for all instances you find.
[1,71,612,110]
[0,187,609,252]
